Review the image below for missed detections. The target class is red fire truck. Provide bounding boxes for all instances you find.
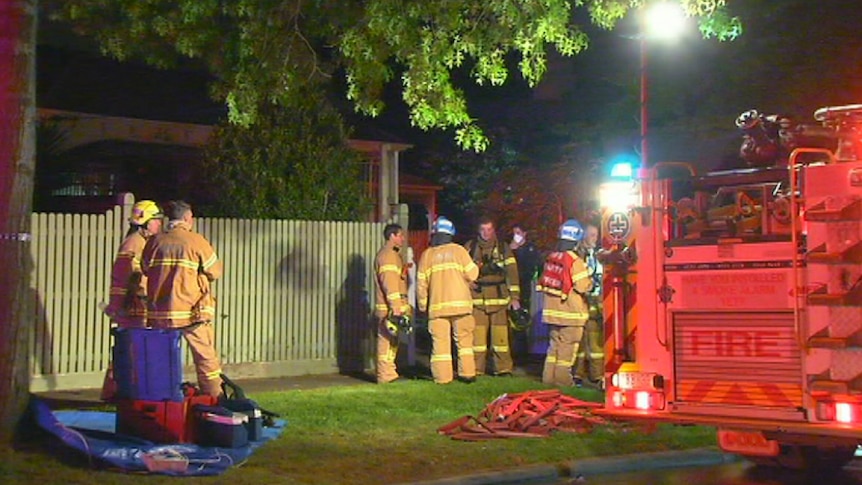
[596,104,862,469]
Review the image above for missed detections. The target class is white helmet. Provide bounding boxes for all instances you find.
[559,219,585,242]
[432,216,456,235]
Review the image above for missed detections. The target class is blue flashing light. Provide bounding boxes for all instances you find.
[610,161,633,179]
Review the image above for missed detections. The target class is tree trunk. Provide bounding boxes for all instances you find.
[0,0,36,447]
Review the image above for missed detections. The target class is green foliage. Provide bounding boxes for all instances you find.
[341,0,590,152]
[698,6,743,41]
[6,377,717,484]
[50,0,739,151]
[51,0,348,128]
[200,92,369,220]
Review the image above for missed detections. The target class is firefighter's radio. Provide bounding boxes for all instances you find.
[478,253,505,278]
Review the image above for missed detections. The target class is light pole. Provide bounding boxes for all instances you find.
[640,35,649,170]
[639,2,687,168]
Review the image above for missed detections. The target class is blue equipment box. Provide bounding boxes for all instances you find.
[221,398,264,441]
[193,405,249,448]
[112,328,184,402]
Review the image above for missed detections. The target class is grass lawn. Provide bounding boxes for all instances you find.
[2,377,717,484]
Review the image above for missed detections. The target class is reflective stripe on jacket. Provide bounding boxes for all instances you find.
[417,243,479,319]
[142,222,223,327]
[105,231,148,326]
[464,238,520,310]
[539,251,592,326]
[374,244,410,318]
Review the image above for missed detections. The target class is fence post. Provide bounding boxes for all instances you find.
[394,202,409,227]
[117,192,134,231]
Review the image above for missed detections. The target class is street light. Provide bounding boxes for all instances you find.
[639,2,687,168]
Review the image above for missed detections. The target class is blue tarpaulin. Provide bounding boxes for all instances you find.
[32,398,286,476]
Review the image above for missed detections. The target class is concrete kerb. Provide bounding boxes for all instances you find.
[401,447,741,485]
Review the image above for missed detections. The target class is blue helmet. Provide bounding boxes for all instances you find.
[559,219,584,242]
[432,216,456,235]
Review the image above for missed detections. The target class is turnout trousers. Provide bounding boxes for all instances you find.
[151,321,224,397]
[543,324,583,387]
[376,317,400,383]
[472,307,513,375]
[573,318,604,382]
[429,314,476,384]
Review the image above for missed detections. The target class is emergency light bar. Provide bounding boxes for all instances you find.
[601,161,639,211]
[599,181,639,212]
[610,161,634,179]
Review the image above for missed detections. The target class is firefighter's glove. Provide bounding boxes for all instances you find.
[385,319,400,338]
[386,314,413,337]
[508,307,531,332]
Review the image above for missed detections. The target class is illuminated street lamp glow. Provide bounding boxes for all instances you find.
[639,1,687,168]
[644,2,688,41]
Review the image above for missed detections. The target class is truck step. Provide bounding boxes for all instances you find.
[806,241,862,264]
[807,284,862,306]
[808,379,849,394]
[807,337,847,349]
[804,198,862,222]
[807,293,852,306]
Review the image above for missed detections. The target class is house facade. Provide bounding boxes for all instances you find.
[37,109,440,233]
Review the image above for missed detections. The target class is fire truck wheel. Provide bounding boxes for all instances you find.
[744,444,856,471]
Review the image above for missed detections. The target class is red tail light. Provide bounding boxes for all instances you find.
[610,389,665,411]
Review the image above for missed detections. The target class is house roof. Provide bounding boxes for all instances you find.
[39,109,415,154]
[347,139,413,154]
[369,172,443,193]
[400,173,443,191]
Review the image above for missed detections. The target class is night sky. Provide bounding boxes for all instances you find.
[36,0,862,172]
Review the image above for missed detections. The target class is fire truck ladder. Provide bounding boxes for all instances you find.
[793,149,862,395]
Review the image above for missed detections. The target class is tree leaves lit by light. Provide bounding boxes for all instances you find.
[50,0,739,152]
[698,7,743,41]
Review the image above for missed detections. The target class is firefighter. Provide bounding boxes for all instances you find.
[573,222,604,388]
[374,223,411,383]
[101,199,162,400]
[142,200,225,397]
[104,199,163,328]
[536,219,593,387]
[464,217,521,376]
[417,217,479,384]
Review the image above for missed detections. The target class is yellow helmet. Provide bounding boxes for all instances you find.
[129,200,163,226]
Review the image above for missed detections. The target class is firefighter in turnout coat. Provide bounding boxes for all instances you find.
[104,200,163,328]
[464,217,521,375]
[142,200,224,397]
[574,223,605,388]
[374,223,411,383]
[101,200,162,400]
[417,217,480,384]
[536,219,593,387]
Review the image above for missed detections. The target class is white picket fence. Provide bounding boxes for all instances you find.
[29,196,385,391]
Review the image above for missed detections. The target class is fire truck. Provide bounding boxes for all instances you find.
[596,103,862,469]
